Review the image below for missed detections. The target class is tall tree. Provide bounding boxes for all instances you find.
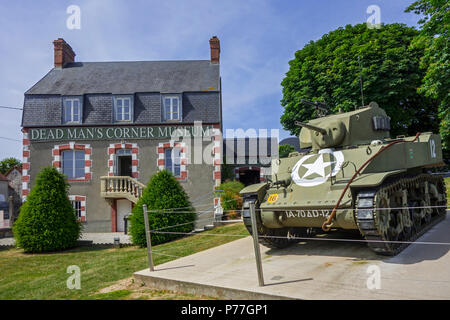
[406,0,449,157]
[281,23,439,139]
[0,157,21,174]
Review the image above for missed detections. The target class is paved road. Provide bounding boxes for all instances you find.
[135,212,450,300]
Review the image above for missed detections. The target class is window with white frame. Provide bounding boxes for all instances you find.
[63,98,82,123]
[164,147,181,177]
[62,150,85,179]
[71,200,82,218]
[114,97,132,122]
[163,96,181,121]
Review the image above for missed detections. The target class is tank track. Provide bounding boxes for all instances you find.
[356,174,447,256]
[242,195,307,249]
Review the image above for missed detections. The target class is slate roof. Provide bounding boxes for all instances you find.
[25,60,220,95]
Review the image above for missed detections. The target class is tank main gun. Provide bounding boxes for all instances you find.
[300,99,329,117]
[295,121,327,135]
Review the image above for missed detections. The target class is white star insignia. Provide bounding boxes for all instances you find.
[301,155,335,179]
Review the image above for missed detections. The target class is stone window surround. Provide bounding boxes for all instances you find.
[157,141,188,180]
[52,142,92,182]
[107,143,139,178]
[69,195,86,222]
[21,129,31,200]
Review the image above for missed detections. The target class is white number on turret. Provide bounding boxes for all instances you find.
[430,139,436,158]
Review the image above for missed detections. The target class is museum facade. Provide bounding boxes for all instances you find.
[21,37,222,232]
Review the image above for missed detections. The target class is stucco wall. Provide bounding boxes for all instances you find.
[27,137,217,232]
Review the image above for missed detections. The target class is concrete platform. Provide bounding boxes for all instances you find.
[134,213,450,300]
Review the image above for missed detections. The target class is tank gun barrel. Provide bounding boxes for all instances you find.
[295,121,327,135]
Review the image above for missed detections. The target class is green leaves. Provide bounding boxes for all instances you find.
[129,170,196,247]
[0,157,21,174]
[12,167,81,253]
[280,23,440,140]
[279,144,295,158]
[406,0,449,156]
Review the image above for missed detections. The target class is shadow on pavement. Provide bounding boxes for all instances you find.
[265,215,449,264]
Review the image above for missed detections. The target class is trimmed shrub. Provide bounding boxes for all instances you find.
[216,181,244,218]
[13,167,81,253]
[129,170,196,247]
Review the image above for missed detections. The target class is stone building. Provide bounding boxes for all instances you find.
[223,137,278,186]
[21,37,223,232]
[5,165,22,222]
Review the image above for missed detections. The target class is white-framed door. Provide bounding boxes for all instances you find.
[116,199,132,232]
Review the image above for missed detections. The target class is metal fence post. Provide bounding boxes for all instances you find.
[142,204,154,272]
[249,201,264,286]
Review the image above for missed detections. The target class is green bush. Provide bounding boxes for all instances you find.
[279,144,295,158]
[217,180,245,195]
[129,170,196,246]
[13,167,81,253]
[216,180,245,212]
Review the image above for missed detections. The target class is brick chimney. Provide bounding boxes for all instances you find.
[53,38,75,68]
[209,36,220,64]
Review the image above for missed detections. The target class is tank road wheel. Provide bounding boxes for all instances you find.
[242,195,297,249]
[357,174,447,256]
[430,177,447,218]
[374,189,404,253]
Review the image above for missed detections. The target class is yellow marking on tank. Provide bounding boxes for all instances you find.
[267,194,279,203]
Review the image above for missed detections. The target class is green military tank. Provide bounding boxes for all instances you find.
[240,101,447,255]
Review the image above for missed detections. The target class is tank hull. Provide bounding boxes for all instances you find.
[240,132,447,255]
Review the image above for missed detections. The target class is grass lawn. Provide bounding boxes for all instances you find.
[0,223,248,300]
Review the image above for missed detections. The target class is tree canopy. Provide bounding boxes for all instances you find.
[0,157,21,175]
[406,0,449,157]
[280,23,440,139]
[279,144,295,158]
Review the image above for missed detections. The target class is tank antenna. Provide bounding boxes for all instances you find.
[358,55,365,108]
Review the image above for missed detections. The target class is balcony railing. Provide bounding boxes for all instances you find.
[100,176,146,204]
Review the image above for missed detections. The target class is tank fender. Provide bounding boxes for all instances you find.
[349,169,406,188]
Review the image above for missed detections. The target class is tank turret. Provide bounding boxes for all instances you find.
[298,101,391,150]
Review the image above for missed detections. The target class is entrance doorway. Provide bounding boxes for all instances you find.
[238,168,260,186]
[115,149,132,177]
[116,199,131,232]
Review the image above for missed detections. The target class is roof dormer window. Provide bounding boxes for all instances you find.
[63,97,82,124]
[114,96,133,122]
[162,96,181,122]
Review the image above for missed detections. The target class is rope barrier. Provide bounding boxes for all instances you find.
[149,230,450,246]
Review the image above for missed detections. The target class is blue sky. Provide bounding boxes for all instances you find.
[0,0,420,160]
